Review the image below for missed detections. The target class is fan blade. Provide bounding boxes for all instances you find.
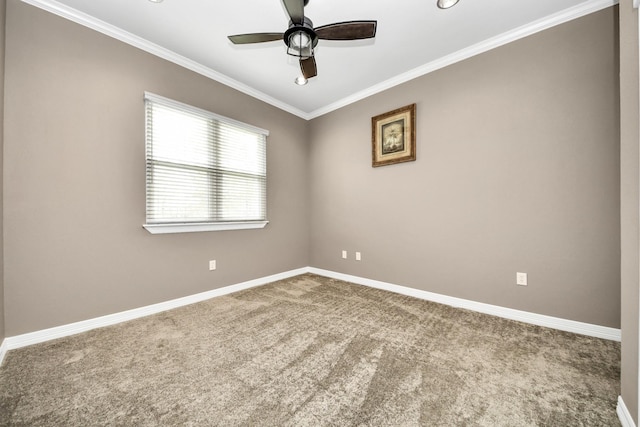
[228,33,284,44]
[315,21,377,40]
[300,57,317,79]
[282,0,305,25]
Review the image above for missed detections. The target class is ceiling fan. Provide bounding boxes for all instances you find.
[227,0,377,82]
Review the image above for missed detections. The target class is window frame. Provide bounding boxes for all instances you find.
[143,92,269,234]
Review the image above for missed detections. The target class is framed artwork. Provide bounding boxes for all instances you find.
[371,103,416,167]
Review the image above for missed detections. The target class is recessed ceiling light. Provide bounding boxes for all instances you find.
[294,76,308,86]
[437,0,459,9]
[148,0,164,3]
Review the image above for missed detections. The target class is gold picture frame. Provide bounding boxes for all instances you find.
[371,103,416,167]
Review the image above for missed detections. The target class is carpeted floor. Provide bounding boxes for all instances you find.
[0,274,620,426]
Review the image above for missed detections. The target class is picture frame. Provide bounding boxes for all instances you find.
[371,103,416,167]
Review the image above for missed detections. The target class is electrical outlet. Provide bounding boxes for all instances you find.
[516,272,527,286]
[209,260,217,271]
[355,252,361,261]
[342,250,347,259]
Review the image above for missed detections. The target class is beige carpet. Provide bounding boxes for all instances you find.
[0,274,620,426]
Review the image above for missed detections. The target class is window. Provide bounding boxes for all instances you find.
[143,93,268,234]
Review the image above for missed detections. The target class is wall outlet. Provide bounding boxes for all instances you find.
[516,272,527,286]
[355,252,361,261]
[209,260,217,271]
[342,250,347,259]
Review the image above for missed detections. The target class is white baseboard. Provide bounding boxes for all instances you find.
[3,266,621,357]
[308,268,621,342]
[618,396,637,427]
[0,268,632,424]
[0,338,7,367]
[4,267,308,351]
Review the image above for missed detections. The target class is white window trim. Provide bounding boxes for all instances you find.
[143,93,269,234]
[143,221,269,234]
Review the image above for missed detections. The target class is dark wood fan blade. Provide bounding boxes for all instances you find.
[315,21,377,40]
[228,33,284,44]
[282,0,305,25]
[300,57,317,79]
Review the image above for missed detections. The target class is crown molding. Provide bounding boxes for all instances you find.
[307,0,619,118]
[22,0,617,121]
[19,0,312,120]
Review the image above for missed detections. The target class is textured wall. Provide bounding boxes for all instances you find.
[620,0,639,423]
[309,8,620,328]
[3,0,310,335]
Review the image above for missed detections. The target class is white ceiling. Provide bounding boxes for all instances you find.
[25,0,615,119]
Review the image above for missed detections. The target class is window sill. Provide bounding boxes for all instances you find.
[143,221,269,234]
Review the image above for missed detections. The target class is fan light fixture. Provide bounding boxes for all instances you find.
[294,75,308,85]
[437,0,459,9]
[290,31,311,48]
[287,30,313,59]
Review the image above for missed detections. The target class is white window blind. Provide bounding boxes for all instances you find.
[144,93,268,234]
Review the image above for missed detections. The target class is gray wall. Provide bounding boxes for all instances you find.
[0,0,5,345]
[1,1,622,341]
[309,8,621,328]
[620,0,639,423]
[3,0,310,336]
